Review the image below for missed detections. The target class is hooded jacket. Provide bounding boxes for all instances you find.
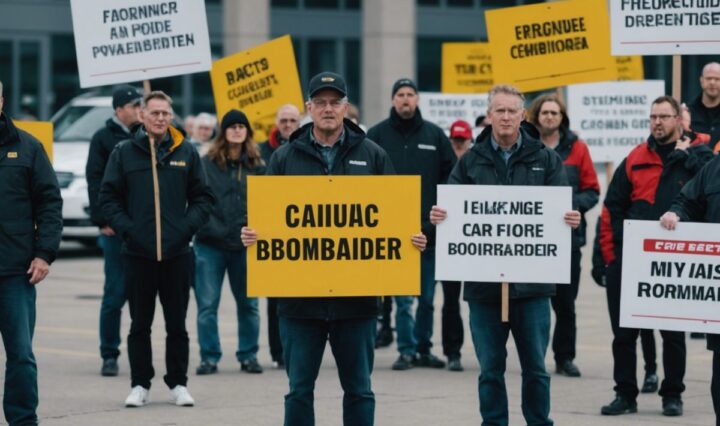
[0,113,62,275]
[99,125,214,260]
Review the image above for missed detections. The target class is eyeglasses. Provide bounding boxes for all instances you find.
[540,110,561,116]
[310,98,345,109]
[649,114,677,122]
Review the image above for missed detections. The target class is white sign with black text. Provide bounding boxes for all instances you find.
[70,0,212,88]
[418,92,488,135]
[567,80,664,165]
[435,185,571,284]
[621,220,720,334]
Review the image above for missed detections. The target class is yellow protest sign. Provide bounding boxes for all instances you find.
[615,56,644,81]
[246,175,421,297]
[442,42,493,93]
[14,121,53,163]
[210,35,304,141]
[485,0,616,93]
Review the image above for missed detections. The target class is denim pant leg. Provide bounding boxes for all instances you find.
[99,234,126,360]
[468,300,510,425]
[226,247,260,362]
[415,249,437,354]
[194,242,227,363]
[0,275,38,426]
[511,297,553,426]
[393,295,416,356]
[280,317,327,426]
[329,318,376,426]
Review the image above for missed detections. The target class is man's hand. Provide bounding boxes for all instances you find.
[27,258,49,285]
[430,206,447,225]
[100,226,115,236]
[411,233,427,251]
[564,210,581,229]
[675,135,691,152]
[241,226,258,247]
[660,211,680,230]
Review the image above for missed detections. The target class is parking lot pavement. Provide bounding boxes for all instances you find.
[5,242,714,425]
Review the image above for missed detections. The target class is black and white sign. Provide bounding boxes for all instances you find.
[418,92,488,136]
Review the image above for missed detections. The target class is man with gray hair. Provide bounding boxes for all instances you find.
[688,62,720,150]
[431,84,580,425]
[191,112,217,156]
[0,80,63,425]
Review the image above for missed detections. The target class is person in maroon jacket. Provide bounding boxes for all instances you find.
[528,94,600,379]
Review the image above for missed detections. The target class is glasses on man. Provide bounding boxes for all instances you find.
[311,98,345,109]
[649,114,677,122]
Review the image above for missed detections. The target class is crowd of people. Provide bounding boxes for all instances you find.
[0,61,718,426]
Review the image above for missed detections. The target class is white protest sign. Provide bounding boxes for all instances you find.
[435,185,571,283]
[620,220,720,334]
[567,80,664,165]
[418,92,488,134]
[610,1,720,55]
[70,0,212,88]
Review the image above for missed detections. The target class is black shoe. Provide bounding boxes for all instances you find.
[662,398,683,416]
[392,354,415,371]
[555,360,581,377]
[101,358,118,377]
[375,327,394,348]
[447,357,463,372]
[415,353,446,368]
[195,360,217,375]
[690,332,705,339]
[601,395,638,415]
[240,358,263,374]
[641,373,658,393]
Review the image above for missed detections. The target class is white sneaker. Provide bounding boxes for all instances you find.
[170,385,195,407]
[125,386,149,407]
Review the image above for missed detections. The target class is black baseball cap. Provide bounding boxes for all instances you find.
[307,72,347,99]
[392,78,418,97]
[112,85,142,109]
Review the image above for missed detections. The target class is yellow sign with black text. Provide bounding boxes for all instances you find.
[14,121,53,163]
[485,0,616,93]
[442,42,493,93]
[246,176,421,297]
[210,35,304,141]
[615,56,644,81]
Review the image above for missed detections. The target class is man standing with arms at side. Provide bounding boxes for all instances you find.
[367,78,455,371]
[86,84,141,377]
[100,91,214,408]
[528,94,600,377]
[688,62,720,150]
[0,80,63,426]
[431,84,580,426]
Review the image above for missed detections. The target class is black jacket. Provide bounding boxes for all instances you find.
[195,155,265,251]
[688,95,720,150]
[99,126,214,260]
[449,125,569,302]
[0,113,62,276]
[86,117,136,227]
[367,108,455,246]
[267,119,395,320]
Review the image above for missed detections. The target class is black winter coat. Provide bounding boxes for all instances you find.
[449,125,569,302]
[0,113,62,275]
[688,95,720,150]
[267,119,395,320]
[99,126,214,260]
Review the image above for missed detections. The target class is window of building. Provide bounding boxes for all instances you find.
[417,37,468,92]
[447,0,475,7]
[308,39,337,78]
[480,0,508,6]
[305,0,340,8]
[51,34,80,114]
[417,0,441,6]
[345,0,361,9]
[272,0,299,7]
[345,39,360,104]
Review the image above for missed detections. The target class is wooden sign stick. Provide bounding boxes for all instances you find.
[501,282,509,323]
[672,55,682,102]
[148,135,162,262]
[143,79,151,96]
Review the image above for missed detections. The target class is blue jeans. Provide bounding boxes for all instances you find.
[194,242,259,362]
[0,274,38,426]
[395,249,436,355]
[468,297,552,426]
[280,317,375,426]
[98,234,126,360]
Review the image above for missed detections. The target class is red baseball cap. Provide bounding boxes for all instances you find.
[449,120,472,140]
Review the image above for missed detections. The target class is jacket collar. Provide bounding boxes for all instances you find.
[472,125,544,163]
[289,118,366,158]
[389,107,424,135]
[130,124,185,155]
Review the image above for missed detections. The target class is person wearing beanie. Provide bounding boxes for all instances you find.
[367,77,456,372]
[193,109,266,376]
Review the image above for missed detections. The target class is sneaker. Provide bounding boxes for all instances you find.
[447,356,464,372]
[641,373,658,393]
[662,398,683,416]
[169,385,195,407]
[556,360,581,377]
[195,360,217,375]
[601,395,637,415]
[125,386,149,407]
[391,354,415,371]
[416,353,446,368]
[375,326,394,348]
[101,358,119,377]
[240,358,263,374]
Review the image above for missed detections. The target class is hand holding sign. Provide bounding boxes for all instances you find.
[660,212,680,231]
[241,226,258,247]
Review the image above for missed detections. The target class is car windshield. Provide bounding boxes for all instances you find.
[53,105,113,142]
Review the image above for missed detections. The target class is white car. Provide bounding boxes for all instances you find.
[51,93,113,246]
